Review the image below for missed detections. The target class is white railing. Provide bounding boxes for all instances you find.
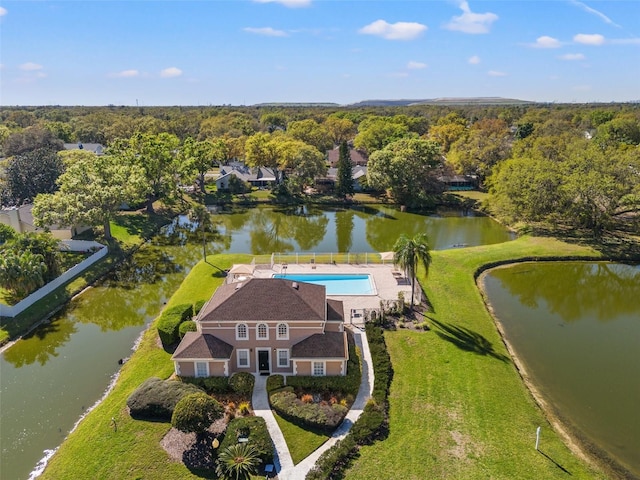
[270,252,388,266]
[0,241,108,318]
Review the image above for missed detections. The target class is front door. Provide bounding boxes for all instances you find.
[258,350,270,374]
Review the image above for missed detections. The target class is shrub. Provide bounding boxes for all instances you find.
[266,374,285,393]
[216,443,260,480]
[229,372,255,396]
[237,401,251,416]
[270,390,347,431]
[194,299,207,315]
[219,416,273,464]
[171,392,224,435]
[179,320,197,339]
[306,436,358,480]
[157,313,183,347]
[301,394,314,404]
[164,303,194,321]
[126,377,203,421]
[180,375,230,394]
[349,400,386,444]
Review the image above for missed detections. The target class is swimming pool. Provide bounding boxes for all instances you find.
[272,273,376,296]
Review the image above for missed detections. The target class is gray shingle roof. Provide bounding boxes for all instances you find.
[326,299,344,321]
[198,278,326,322]
[291,331,347,358]
[171,332,234,360]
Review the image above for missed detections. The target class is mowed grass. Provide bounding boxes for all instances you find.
[273,411,330,464]
[346,235,608,480]
[39,253,251,480]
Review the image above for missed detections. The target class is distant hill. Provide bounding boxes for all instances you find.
[348,97,534,107]
[253,102,340,107]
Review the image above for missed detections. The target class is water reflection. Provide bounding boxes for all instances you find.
[494,262,640,322]
[2,318,77,367]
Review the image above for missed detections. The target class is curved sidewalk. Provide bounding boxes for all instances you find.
[252,326,374,480]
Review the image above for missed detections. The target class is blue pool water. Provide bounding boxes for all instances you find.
[272,274,376,295]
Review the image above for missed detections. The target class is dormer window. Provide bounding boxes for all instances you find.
[236,323,248,340]
[257,323,268,340]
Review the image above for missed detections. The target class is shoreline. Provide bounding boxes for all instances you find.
[477,265,638,480]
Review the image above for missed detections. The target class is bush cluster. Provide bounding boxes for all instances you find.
[229,372,255,396]
[266,374,285,393]
[193,299,207,315]
[126,377,203,421]
[306,324,393,480]
[219,416,274,464]
[270,390,347,431]
[179,320,197,339]
[171,392,224,435]
[180,375,230,394]
[157,303,193,347]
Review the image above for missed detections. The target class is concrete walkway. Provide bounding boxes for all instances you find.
[252,326,374,480]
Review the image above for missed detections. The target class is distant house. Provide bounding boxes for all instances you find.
[437,174,478,191]
[63,142,104,155]
[326,146,368,168]
[316,166,368,193]
[0,204,91,240]
[216,164,279,190]
[172,278,348,377]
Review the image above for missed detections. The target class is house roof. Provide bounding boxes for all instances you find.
[326,147,368,167]
[324,165,367,182]
[218,165,277,183]
[171,332,234,360]
[63,142,104,153]
[198,278,327,322]
[326,299,344,321]
[291,331,347,358]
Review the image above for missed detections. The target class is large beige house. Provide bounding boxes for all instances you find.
[171,278,348,378]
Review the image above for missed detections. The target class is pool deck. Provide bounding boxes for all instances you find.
[249,263,414,326]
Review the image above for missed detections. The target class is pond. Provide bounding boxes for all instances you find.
[481,262,640,478]
[0,205,511,480]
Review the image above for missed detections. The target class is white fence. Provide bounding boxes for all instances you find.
[0,241,108,318]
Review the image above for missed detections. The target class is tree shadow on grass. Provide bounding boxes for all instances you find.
[429,318,510,363]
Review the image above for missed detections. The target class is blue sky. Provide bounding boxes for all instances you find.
[1,0,638,106]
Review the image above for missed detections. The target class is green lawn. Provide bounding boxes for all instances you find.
[345,236,608,480]
[273,412,330,465]
[39,253,251,480]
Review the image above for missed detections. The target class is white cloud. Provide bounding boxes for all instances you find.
[574,33,605,45]
[569,1,621,28]
[160,67,182,78]
[531,36,562,48]
[444,1,498,34]
[111,69,140,78]
[558,53,586,61]
[243,27,288,37]
[253,0,311,7]
[488,70,507,77]
[19,62,44,71]
[0,6,7,16]
[358,20,427,41]
[468,55,481,64]
[407,61,427,69]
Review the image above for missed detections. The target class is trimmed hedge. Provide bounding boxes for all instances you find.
[157,303,194,347]
[219,416,274,464]
[178,320,197,339]
[126,377,203,421]
[266,375,285,393]
[171,392,224,435]
[180,376,230,394]
[306,324,393,480]
[229,372,255,396]
[286,343,360,397]
[270,390,348,431]
[194,299,207,315]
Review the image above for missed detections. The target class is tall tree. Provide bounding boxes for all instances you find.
[354,116,412,155]
[335,141,354,199]
[33,154,148,240]
[3,126,64,157]
[393,233,432,311]
[325,116,356,145]
[5,148,65,205]
[180,137,227,193]
[367,138,443,207]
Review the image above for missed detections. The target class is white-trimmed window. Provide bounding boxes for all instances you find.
[195,361,209,378]
[312,361,325,377]
[237,349,250,368]
[257,323,269,340]
[236,323,248,340]
[277,349,289,368]
[277,323,289,340]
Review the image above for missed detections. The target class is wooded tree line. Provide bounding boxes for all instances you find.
[1,103,638,237]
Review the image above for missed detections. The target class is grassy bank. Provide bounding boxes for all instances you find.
[39,253,251,480]
[345,236,608,480]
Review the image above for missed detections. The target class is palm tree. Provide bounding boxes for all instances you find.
[393,233,432,311]
[189,203,214,263]
[215,443,260,480]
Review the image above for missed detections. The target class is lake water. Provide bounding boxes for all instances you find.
[0,205,511,480]
[482,262,640,478]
